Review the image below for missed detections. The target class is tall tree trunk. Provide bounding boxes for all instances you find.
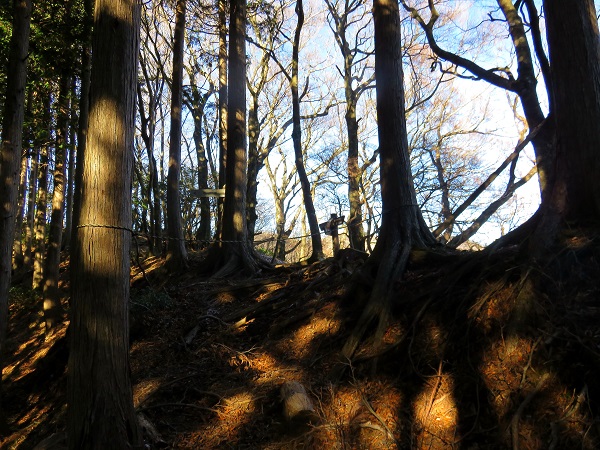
[70,0,92,245]
[166,0,188,271]
[42,73,70,331]
[246,91,260,242]
[32,96,51,291]
[24,140,38,271]
[63,79,78,249]
[291,0,324,262]
[186,82,213,243]
[204,0,266,276]
[340,0,436,363]
[12,151,29,271]
[67,0,142,446]
[346,101,365,252]
[0,0,31,424]
[136,75,162,254]
[216,0,228,240]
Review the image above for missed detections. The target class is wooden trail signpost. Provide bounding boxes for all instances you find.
[189,188,225,198]
[319,213,345,256]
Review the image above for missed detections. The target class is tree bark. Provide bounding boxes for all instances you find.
[166,0,188,271]
[340,0,435,363]
[204,0,267,276]
[543,0,600,221]
[0,0,31,421]
[67,0,142,446]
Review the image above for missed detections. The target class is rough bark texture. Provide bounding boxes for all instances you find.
[67,0,142,447]
[210,0,261,276]
[166,0,189,271]
[0,0,31,421]
[543,0,600,222]
[340,0,435,363]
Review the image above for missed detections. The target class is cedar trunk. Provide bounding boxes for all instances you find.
[543,0,600,221]
[67,0,142,446]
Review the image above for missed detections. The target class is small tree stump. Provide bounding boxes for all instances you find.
[280,381,319,426]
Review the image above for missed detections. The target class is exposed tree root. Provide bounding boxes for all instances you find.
[336,240,412,376]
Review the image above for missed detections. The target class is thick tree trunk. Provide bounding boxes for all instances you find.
[166,0,188,271]
[0,0,31,421]
[543,0,600,221]
[67,0,142,447]
[291,0,324,262]
[340,0,435,363]
[212,0,261,275]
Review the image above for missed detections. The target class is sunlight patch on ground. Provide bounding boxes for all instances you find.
[183,392,257,448]
[413,372,459,448]
[288,316,341,359]
[480,336,533,419]
[3,326,65,383]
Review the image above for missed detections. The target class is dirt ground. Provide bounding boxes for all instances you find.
[2,234,600,449]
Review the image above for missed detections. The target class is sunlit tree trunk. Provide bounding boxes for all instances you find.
[0,0,31,423]
[32,95,51,291]
[12,152,29,271]
[166,0,188,271]
[67,0,142,446]
[215,0,260,274]
[42,73,70,331]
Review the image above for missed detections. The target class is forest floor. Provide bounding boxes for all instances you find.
[2,229,600,449]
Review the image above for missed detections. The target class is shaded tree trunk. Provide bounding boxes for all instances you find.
[166,0,188,271]
[67,0,142,447]
[204,0,267,276]
[70,0,92,245]
[291,0,324,262]
[63,78,78,249]
[216,0,228,240]
[532,0,600,252]
[0,0,31,421]
[340,0,435,362]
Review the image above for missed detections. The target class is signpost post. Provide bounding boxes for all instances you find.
[319,213,345,256]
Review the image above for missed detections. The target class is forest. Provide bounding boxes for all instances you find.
[1,0,600,448]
